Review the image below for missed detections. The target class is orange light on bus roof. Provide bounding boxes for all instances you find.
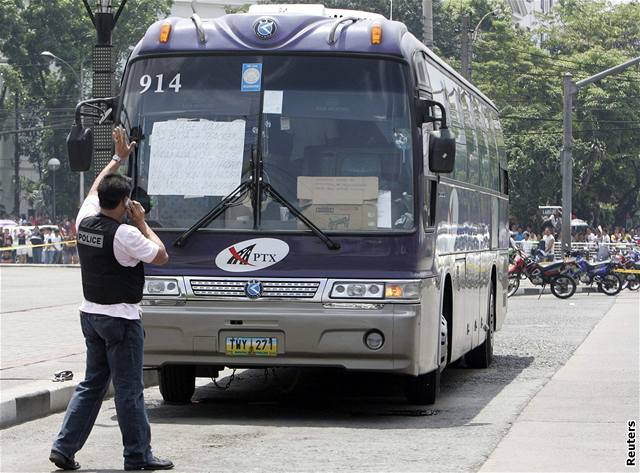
[159,22,172,43]
[371,23,382,45]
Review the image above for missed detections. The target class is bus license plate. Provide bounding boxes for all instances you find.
[225,337,278,357]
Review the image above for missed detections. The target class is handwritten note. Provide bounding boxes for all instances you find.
[147,120,245,196]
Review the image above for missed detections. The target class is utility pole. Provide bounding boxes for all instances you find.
[423,0,433,49]
[12,91,20,216]
[82,0,128,176]
[560,55,640,254]
[460,15,471,80]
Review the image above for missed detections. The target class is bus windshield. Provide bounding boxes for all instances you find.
[121,55,414,232]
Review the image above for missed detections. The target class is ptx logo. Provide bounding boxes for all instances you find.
[216,238,290,273]
[227,244,256,266]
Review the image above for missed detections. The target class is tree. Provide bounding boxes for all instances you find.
[0,0,172,219]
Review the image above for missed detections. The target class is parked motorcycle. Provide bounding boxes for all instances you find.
[508,250,577,299]
[611,249,640,291]
[564,251,623,296]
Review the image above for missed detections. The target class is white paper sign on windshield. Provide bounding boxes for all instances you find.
[147,119,245,196]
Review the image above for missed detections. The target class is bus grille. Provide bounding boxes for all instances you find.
[189,279,321,299]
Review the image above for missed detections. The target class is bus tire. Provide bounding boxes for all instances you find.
[466,284,495,369]
[404,369,440,405]
[159,365,195,404]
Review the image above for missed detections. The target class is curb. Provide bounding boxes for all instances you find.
[511,286,602,296]
[0,370,158,429]
[0,264,80,268]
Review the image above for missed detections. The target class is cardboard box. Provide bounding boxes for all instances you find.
[297,176,379,231]
[224,201,253,229]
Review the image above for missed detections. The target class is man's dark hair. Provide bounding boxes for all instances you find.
[98,174,132,210]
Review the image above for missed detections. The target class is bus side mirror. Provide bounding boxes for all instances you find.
[428,128,456,174]
[67,124,93,172]
[67,96,117,172]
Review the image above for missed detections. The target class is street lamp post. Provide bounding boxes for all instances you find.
[48,158,61,222]
[462,8,502,81]
[560,55,640,254]
[41,51,85,207]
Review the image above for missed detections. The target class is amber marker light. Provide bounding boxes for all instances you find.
[371,23,383,45]
[385,284,403,298]
[159,22,172,43]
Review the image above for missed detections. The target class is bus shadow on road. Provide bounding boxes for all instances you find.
[144,354,533,429]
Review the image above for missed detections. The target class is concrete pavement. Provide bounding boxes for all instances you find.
[0,266,156,428]
[481,290,639,472]
[0,284,624,472]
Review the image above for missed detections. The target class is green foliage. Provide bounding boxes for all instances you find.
[448,0,640,228]
[0,0,171,218]
[1,0,638,227]
[225,4,252,14]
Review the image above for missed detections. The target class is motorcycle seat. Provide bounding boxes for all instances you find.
[586,260,610,269]
[541,261,565,271]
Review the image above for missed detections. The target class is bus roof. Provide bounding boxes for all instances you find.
[131,9,407,60]
[130,5,498,112]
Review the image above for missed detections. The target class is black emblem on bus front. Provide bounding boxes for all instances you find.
[254,18,277,40]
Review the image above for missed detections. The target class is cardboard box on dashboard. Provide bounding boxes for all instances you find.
[297,176,379,231]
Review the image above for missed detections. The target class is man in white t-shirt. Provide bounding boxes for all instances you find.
[542,227,556,261]
[50,126,173,471]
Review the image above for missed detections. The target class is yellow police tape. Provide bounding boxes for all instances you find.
[0,240,77,251]
[613,268,640,275]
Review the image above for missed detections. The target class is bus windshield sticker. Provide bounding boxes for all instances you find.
[263,90,283,114]
[241,63,262,92]
[147,119,245,196]
[377,191,392,228]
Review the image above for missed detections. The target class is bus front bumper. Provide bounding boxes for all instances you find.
[141,301,436,376]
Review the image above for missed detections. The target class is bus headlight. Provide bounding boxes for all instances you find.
[330,282,384,299]
[144,278,181,296]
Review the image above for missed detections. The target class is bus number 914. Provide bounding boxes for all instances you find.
[139,73,182,94]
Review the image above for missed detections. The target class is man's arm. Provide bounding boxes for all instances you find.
[87,126,137,197]
[127,200,169,265]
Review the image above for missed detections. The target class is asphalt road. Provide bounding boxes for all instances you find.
[0,281,620,473]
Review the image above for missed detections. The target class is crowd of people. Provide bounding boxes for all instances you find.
[511,219,640,262]
[0,214,78,264]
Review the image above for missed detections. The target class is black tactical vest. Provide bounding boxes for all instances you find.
[77,214,144,304]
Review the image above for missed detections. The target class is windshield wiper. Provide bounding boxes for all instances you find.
[173,180,251,247]
[261,182,340,250]
[172,178,339,250]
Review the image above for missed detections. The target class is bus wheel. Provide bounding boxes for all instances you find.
[404,369,440,405]
[466,285,495,369]
[159,365,195,403]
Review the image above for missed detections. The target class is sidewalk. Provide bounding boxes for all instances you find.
[480,290,639,472]
[0,266,157,428]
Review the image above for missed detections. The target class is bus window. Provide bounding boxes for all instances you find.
[413,51,431,91]
[120,55,261,230]
[260,56,415,232]
[463,92,479,186]
[453,88,468,181]
[477,103,491,189]
[488,113,500,191]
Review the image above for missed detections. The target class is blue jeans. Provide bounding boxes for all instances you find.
[32,247,42,264]
[52,312,152,466]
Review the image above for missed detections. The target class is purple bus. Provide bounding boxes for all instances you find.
[68,4,509,404]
